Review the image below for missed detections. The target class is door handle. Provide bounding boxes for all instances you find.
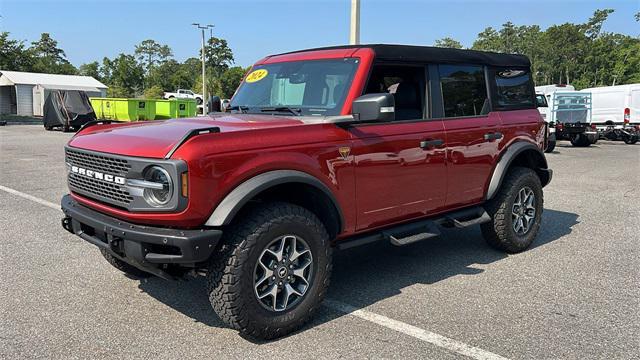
[420,139,444,149]
[484,132,503,141]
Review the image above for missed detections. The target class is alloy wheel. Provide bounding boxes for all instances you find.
[253,235,313,312]
[511,187,536,235]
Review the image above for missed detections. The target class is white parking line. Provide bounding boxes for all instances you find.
[0,185,60,211]
[324,299,509,360]
[0,184,509,360]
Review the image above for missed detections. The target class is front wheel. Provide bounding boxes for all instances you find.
[196,97,203,105]
[207,202,332,339]
[482,167,543,253]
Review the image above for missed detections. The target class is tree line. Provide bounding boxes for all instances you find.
[434,9,640,89]
[1,9,638,98]
[0,32,246,99]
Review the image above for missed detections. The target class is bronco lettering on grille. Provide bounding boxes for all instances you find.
[70,166,126,185]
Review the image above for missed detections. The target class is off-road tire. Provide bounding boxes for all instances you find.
[570,134,590,147]
[481,167,543,253]
[99,249,152,278]
[544,139,556,153]
[207,202,332,339]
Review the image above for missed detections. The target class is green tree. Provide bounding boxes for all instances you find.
[218,66,247,98]
[134,39,173,73]
[434,37,463,49]
[0,32,34,71]
[78,61,102,81]
[204,37,234,76]
[101,54,144,97]
[584,9,614,39]
[143,85,165,99]
[29,33,76,74]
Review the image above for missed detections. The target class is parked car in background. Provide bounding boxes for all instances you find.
[163,89,203,104]
[61,44,552,339]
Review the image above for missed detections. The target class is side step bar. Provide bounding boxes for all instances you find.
[337,206,491,250]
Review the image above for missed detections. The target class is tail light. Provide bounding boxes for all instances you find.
[624,108,630,124]
[591,123,597,130]
[635,125,640,131]
[556,123,564,131]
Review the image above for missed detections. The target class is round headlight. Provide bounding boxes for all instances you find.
[143,166,173,207]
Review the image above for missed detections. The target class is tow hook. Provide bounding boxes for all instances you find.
[61,216,73,234]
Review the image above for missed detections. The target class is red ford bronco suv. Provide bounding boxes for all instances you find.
[61,44,552,339]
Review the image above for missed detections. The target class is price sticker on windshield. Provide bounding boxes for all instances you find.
[245,69,268,83]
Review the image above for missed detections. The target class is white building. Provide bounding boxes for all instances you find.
[0,70,107,116]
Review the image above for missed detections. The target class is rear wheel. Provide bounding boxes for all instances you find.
[99,249,152,278]
[207,202,332,339]
[570,134,590,147]
[482,167,543,253]
[544,139,556,153]
[624,136,638,144]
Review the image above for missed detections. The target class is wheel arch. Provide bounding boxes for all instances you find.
[486,142,551,201]
[205,170,343,239]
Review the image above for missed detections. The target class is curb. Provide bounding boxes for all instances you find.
[0,121,42,126]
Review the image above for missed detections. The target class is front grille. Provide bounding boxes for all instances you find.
[66,149,131,175]
[65,148,133,206]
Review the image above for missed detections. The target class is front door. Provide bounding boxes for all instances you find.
[351,64,447,230]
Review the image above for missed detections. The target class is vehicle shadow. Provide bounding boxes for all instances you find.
[136,208,579,341]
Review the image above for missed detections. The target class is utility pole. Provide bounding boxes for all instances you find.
[349,0,360,45]
[192,23,214,114]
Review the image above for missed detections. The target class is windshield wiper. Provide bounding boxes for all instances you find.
[259,106,301,116]
[227,105,249,113]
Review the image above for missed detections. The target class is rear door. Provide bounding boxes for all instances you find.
[351,64,447,230]
[434,64,501,208]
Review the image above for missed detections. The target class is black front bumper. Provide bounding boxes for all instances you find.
[61,194,222,279]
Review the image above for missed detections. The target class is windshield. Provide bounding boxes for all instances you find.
[230,59,359,116]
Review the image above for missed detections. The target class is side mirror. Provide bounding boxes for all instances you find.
[352,93,395,122]
[208,96,221,113]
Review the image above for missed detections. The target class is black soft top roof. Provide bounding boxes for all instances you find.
[277,44,530,68]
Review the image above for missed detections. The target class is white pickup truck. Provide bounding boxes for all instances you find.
[163,89,203,104]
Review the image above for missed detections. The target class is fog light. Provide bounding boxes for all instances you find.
[143,166,173,206]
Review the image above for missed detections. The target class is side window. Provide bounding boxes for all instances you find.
[494,69,534,109]
[439,65,488,118]
[364,65,425,121]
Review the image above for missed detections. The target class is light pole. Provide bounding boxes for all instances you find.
[349,0,360,45]
[192,23,214,114]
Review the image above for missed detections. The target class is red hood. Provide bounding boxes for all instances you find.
[67,114,305,158]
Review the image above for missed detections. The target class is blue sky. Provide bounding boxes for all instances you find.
[1,0,638,68]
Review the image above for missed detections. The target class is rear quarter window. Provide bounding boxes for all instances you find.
[493,69,535,110]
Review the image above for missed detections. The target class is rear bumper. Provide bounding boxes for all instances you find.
[61,194,222,278]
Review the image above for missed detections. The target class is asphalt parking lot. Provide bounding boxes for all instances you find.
[1,125,638,359]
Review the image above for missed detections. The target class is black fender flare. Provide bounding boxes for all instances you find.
[205,170,344,228]
[486,142,551,201]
